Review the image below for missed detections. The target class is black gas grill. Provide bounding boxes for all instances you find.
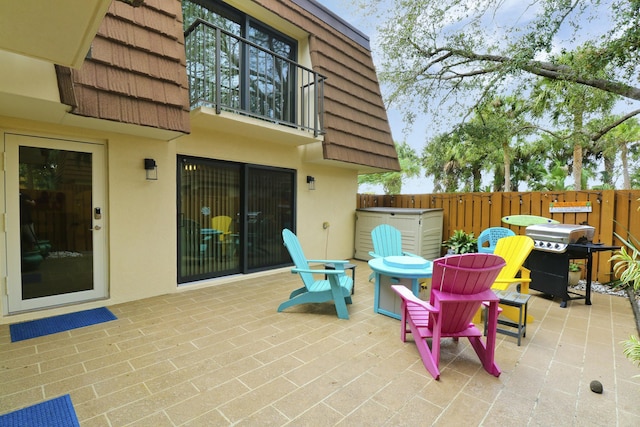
[524,224,619,307]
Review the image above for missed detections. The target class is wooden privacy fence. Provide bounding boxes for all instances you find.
[357,190,640,283]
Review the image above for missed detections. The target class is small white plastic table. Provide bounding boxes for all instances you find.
[368,256,433,319]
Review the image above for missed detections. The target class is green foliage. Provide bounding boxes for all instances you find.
[358,141,421,194]
[610,199,640,371]
[622,335,640,370]
[362,0,640,193]
[442,230,478,254]
[569,262,582,272]
[530,45,618,190]
[368,0,640,116]
[611,236,640,291]
[592,117,640,189]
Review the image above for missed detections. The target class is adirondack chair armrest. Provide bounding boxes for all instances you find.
[401,251,421,257]
[391,284,437,312]
[433,288,499,304]
[493,277,532,285]
[291,267,344,275]
[481,301,504,313]
[307,259,349,265]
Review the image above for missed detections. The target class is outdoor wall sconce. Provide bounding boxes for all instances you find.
[306,175,316,190]
[144,158,158,180]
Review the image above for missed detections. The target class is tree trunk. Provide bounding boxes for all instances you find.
[472,168,482,192]
[573,111,584,190]
[573,143,583,190]
[621,143,630,189]
[503,141,511,191]
[603,156,614,187]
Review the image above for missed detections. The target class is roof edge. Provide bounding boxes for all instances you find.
[290,0,370,49]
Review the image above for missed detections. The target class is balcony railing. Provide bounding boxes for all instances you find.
[185,19,326,137]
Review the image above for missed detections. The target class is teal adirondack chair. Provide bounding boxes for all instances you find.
[279,229,354,319]
[477,227,516,253]
[368,224,421,281]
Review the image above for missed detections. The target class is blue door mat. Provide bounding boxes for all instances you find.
[10,307,117,342]
[0,394,80,427]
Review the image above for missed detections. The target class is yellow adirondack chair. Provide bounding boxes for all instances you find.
[211,215,232,242]
[473,235,535,324]
[491,235,534,293]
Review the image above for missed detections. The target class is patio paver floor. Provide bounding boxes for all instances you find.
[1,259,639,426]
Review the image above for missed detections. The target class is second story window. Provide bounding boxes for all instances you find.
[183,0,325,135]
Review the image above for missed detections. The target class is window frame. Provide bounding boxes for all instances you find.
[177,155,296,284]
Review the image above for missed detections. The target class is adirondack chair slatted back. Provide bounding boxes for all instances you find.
[492,236,534,289]
[431,254,506,333]
[282,229,314,287]
[211,215,232,242]
[370,224,404,257]
[477,227,516,253]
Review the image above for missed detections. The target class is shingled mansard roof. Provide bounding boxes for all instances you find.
[56,0,400,172]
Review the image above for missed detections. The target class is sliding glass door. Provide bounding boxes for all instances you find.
[178,156,294,283]
[246,166,294,270]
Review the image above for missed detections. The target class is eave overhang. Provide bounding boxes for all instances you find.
[0,0,112,69]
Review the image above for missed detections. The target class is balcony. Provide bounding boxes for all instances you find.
[185,19,326,137]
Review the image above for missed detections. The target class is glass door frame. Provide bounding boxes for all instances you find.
[177,155,295,284]
[4,133,108,314]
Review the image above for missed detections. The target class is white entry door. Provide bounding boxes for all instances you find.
[4,133,107,313]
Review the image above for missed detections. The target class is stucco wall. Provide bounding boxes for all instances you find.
[179,117,358,260]
[0,113,358,323]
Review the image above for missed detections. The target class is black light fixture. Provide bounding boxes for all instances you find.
[144,158,157,180]
[306,175,316,190]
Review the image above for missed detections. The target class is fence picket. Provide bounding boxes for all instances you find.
[357,190,640,283]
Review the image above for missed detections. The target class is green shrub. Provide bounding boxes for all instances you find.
[442,230,478,254]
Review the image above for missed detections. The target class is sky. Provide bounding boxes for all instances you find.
[314,0,434,194]
[314,0,638,194]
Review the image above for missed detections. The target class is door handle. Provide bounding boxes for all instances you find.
[90,225,102,231]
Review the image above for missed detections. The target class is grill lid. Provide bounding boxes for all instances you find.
[525,223,595,252]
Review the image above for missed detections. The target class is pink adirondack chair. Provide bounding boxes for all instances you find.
[391,253,506,380]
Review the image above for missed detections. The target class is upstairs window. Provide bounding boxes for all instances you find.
[183,0,298,124]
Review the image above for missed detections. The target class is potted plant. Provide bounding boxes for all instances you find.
[442,230,478,255]
[568,262,582,286]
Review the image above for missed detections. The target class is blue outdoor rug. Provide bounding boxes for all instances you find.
[0,394,80,427]
[10,307,117,342]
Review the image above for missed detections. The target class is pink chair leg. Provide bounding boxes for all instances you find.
[408,319,441,380]
[469,300,501,377]
[399,300,408,342]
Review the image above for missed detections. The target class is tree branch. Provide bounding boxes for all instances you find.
[590,108,640,141]
[421,47,640,101]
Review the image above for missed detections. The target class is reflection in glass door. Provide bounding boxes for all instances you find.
[6,134,107,313]
[177,156,295,283]
[178,158,241,282]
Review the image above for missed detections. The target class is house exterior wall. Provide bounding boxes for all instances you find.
[1,114,358,324]
[0,0,390,323]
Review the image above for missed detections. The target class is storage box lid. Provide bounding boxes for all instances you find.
[356,207,442,214]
